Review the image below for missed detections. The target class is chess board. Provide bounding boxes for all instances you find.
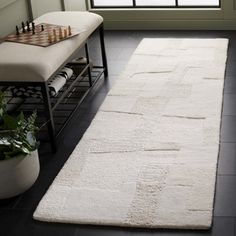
[4,23,84,47]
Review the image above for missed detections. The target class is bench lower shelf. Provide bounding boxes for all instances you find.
[2,66,106,151]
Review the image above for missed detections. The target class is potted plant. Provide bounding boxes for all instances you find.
[0,91,40,199]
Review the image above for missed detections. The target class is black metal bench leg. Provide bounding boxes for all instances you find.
[41,83,57,153]
[99,24,108,78]
[85,43,92,87]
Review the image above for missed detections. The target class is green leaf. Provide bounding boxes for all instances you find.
[16,112,24,122]
[3,114,18,130]
[0,93,39,160]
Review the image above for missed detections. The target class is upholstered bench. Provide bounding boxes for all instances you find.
[0,11,108,151]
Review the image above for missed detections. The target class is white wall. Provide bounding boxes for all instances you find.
[0,0,64,36]
[65,0,87,11]
[2,0,236,33]
[30,0,62,18]
[0,0,29,37]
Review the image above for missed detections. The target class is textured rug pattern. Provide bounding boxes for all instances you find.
[34,38,228,229]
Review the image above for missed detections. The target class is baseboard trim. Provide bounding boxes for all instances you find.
[103,20,236,30]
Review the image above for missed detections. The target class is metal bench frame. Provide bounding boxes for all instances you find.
[0,23,108,152]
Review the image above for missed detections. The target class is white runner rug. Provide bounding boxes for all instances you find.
[34,38,228,229]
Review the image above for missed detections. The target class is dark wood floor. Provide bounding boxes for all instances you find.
[1,30,236,236]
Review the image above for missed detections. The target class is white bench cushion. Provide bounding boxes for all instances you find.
[0,11,103,82]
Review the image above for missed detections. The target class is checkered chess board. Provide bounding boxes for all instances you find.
[4,23,83,47]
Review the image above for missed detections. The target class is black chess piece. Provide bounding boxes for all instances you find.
[26,21,30,32]
[22,21,25,33]
[32,22,35,30]
[16,26,19,36]
[41,25,44,31]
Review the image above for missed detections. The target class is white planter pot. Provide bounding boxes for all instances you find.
[0,150,40,199]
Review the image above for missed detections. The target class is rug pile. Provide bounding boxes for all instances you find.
[34,38,228,229]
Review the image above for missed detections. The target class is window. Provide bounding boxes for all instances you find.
[91,0,220,8]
